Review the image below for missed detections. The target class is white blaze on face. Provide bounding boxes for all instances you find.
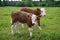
[41,8,46,16]
[31,14,37,24]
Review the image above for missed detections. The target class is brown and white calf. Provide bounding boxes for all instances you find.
[11,11,37,37]
[21,8,46,30]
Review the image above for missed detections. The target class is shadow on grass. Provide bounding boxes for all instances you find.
[41,24,47,28]
[9,32,41,40]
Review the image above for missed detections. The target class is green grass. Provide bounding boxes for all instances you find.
[0,7,60,40]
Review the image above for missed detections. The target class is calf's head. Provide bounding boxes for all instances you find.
[37,8,46,17]
[31,14,37,24]
[41,8,46,16]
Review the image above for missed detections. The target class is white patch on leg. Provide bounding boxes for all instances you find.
[11,23,15,35]
[38,26,42,30]
[21,24,24,28]
[28,27,33,37]
[15,23,20,33]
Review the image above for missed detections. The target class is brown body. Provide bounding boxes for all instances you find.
[21,8,41,26]
[21,8,41,16]
[11,11,34,27]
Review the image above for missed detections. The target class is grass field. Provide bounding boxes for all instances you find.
[0,7,60,40]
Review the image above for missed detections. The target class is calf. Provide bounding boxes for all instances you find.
[21,8,46,30]
[11,11,37,37]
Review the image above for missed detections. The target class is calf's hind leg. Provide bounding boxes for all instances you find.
[11,23,15,35]
[15,23,20,33]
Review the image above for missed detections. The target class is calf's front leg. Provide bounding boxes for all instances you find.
[37,17,42,30]
[21,24,24,28]
[28,27,33,37]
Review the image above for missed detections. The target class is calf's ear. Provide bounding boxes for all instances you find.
[37,8,40,11]
[28,15,29,17]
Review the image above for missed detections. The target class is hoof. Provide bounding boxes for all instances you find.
[11,32,14,36]
[30,35,32,38]
[38,27,42,30]
[16,31,20,34]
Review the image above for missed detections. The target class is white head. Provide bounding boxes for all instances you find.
[41,8,46,16]
[31,14,37,24]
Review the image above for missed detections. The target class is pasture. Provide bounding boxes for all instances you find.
[0,7,60,40]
